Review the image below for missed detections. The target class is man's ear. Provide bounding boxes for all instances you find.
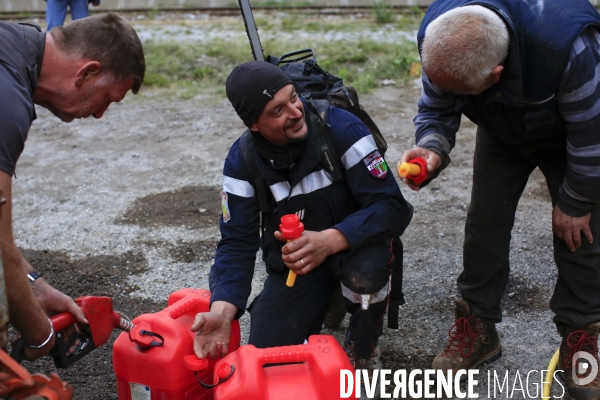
[491,65,504,84]
[74,61,101,88]
[249,123,259,132]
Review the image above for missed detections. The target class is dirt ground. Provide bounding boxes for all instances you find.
[10,13,566,400]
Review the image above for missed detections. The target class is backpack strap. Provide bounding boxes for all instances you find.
[387,238,406,329]
[239,130,271,213]
[304,96,344,182]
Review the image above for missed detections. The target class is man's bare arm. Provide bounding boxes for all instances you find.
[0,171,86,360]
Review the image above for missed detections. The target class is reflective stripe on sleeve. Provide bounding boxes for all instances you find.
[222,175,255,198]
[341,135,377,170]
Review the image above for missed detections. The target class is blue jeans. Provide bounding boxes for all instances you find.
[46,0,89,31]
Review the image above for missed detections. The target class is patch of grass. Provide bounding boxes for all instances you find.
[147,7,160,20]
[396,11,424,30]
[141,17,421,96]
[270,14,385,33]
[372,0,396,24]
[142,39,253,90]
[144,72,170,87]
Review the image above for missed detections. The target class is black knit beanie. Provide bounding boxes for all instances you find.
[225,61,293,128]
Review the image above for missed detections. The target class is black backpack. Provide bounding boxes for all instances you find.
[268,49,388,156]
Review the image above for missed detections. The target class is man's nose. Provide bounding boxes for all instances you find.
[289,103,303,118]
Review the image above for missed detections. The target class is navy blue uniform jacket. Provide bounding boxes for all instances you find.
[210,104,412,314]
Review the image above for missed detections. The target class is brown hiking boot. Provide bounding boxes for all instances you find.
[432,298,501,373]
[557,323,600,400]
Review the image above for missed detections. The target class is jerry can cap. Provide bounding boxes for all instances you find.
[183,355,209,372]
[129,322,164,349]
[215,363,233,379]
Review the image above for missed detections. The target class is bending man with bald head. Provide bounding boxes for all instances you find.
[400,1,600,398]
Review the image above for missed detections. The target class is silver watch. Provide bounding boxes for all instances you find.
[27,271,42,284]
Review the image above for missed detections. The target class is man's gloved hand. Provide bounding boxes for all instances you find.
[552,205,593,252]
[275,228,350,275]
[398,147,442,191]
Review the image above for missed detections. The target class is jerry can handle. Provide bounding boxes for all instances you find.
[254,337,334,367]
[169,298,210,320]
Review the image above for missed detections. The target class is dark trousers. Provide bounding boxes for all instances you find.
[248,240,393,357]
[458,128,600,327]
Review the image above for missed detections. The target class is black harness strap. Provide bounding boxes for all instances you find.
[304,96,344,182]
[239,130,271,213]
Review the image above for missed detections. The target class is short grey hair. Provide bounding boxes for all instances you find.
[421,5,509,88]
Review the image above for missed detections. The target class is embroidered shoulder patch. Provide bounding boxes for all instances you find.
[221,190,231,222]
[363,150,388,179]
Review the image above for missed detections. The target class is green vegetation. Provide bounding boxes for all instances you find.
[259,11,422,32]
[140,16,422,96]
[397,8,424,30]
[372,0,396,24]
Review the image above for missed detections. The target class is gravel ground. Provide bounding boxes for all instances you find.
[11,13,567,400]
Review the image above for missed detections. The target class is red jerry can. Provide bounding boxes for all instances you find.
[113,288,241,400]
[212,335,355,400]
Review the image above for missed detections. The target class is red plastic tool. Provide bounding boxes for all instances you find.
[280,214,305,287]
[397,157,428,184]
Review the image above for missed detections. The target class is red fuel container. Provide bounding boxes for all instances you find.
[213,335,354,400]
[113,288,241,400]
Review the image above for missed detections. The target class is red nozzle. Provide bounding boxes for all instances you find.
[280,214,304,240]
[398,157,428,185]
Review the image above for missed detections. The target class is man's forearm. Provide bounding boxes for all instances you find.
[3,249,52,346]
[210,300,238,322]
[322,228,350,256]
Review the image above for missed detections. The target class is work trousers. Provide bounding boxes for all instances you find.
[458,128,600,327]
[248,239,393,358]
[46,0,89,31]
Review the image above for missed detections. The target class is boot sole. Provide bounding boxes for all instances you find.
[472,346,502,369]
[434,346,502,377]
[451,348,502,384]
[460,346,502,369]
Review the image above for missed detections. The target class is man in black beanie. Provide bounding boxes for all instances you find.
[192,61,412,396]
